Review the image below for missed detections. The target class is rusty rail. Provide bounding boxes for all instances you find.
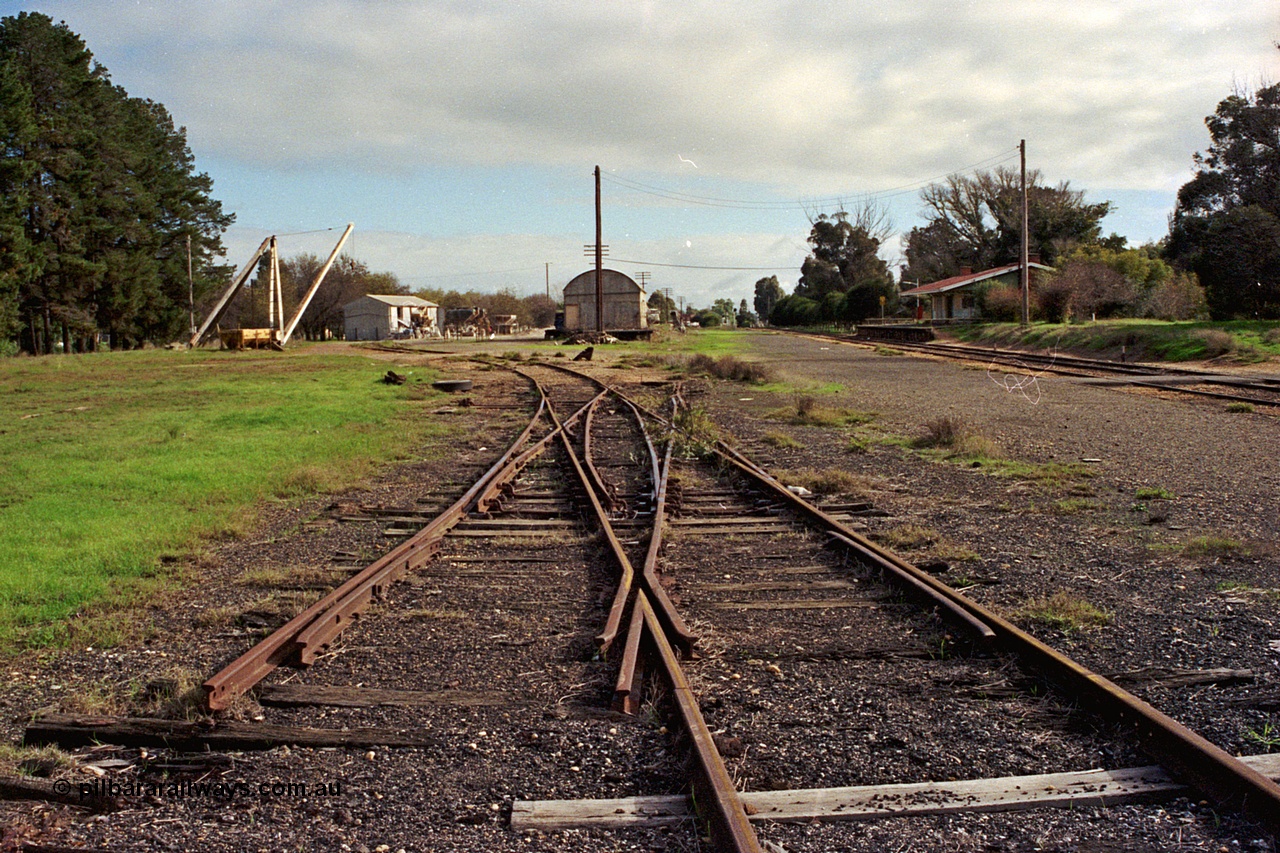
[553,363,1280,834]
[527,366,697,657]
[636,590,762,853]
[536,368,758,850]
[581,398,618,512]
[518,369,640,656]
[690,402,1280,834]
[203,380,588,711]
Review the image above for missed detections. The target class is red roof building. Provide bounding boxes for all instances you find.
[900,261,1055,322]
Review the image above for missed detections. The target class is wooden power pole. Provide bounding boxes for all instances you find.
[1020,139,1030,326]
[595,166,604,332]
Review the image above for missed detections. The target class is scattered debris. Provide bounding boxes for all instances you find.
[563,332,617,346]
[382,370,407,385]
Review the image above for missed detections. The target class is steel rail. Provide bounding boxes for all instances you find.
[203,378,573,711]
[636,590,763,853]
[611,593,648,715]
[550,378,757,849]
[559,363,1280,833]
[527,362,699,655]
[296,388,613,665]
[519,368,641,657]
[708,428,1280,834]
[581,398,619,511]
[472,389,607,514]
[801,331,1280,407]
[633,429,696,655]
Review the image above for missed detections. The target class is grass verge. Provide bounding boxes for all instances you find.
[0,347,455,652]
[950,319,1280,364]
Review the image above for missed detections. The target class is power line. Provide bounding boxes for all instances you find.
[608,258,796,271]
[274,226,344,237]
[599,148,1020,211]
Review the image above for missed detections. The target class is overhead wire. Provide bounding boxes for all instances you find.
[599,148,1020,211]
[607,258,797,271]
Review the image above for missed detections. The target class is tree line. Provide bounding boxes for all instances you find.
[0,13,233,355]
[761,57,1280,327]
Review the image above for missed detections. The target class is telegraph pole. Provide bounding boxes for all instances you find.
[186,234,195,335]
[545,262,551,300]
[594,166,604,332]
[1020,139,1030,326]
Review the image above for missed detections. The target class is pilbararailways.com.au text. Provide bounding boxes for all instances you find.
[56,777,344,803]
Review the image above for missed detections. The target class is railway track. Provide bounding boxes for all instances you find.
[19,358,1280,852]
[808,330,1280,409]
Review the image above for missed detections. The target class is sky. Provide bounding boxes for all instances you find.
[4,1,1278,309]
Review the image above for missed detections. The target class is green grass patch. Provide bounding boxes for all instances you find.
[1183,534,1248,558]
[616,327,750,360]
[1050,497,1104,514]
[774,467,868,497]
[761,431,803,449]
[766,395,876,427]
[1226,402,1255,413]
[1018,591,1112,632]
[0,348,454,652]
[950,319,1280,364]
[753,379,845,396]
[906,415,1092,486]
[1135,486,1174,500]
[686,353,774,383]
[846,434,871,454]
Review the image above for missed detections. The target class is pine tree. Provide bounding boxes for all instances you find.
[0,12,232,353]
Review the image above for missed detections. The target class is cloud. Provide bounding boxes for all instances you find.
[40,0,1279,194]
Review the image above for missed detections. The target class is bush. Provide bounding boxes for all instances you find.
[916,415,966,448]
[687,354,773,383]
[1193,329,1235,357]
[1143,272,1208,320]
[1035,277,1072,323]
[980,285,1025,322]
[1056,260,1137,321]
[769,295,821,326]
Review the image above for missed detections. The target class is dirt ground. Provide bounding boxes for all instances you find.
[1,333,1278,852]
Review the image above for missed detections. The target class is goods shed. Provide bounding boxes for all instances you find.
[563,270,647,332]
[343,295,438,341]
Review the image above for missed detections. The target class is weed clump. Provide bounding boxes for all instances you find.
[1193,329,1236,358]
[1183,534,1248,557]
[916,415,966,448]
[775,467,868,496]
[762,431,803,449]
[672,406,719,458]
[687,354,773,383]
[1019,591,1112,632]
[767,395,874,428]
[1135,486,1174,500]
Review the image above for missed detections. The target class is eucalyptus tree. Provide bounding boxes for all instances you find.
[901,167,1111,283]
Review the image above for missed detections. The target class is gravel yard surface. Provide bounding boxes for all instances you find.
[1,334,1277,852]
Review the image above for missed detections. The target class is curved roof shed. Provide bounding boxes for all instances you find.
[563,269,647,332]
